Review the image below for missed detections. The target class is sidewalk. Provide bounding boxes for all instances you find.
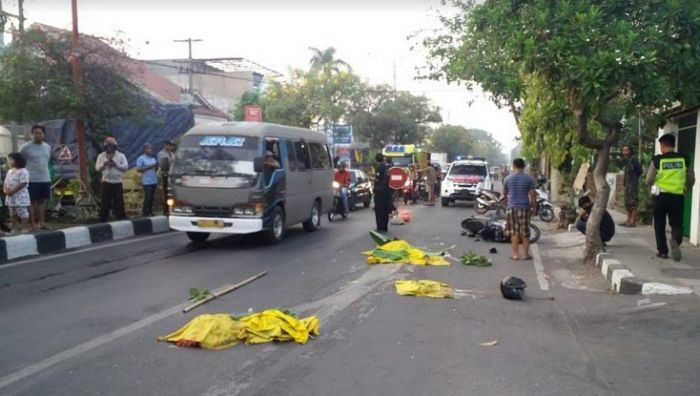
[605,210,700,293]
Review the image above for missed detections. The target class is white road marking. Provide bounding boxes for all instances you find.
[0,304,185,391]
[531,244,549,291]
[0,232,176,270]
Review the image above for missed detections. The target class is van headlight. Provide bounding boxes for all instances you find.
[332,181,340,189]
[171,200,194,216]
[233,203,263,217]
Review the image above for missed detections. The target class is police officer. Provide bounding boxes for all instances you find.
[373,153,392,232]
[646,134,695,261]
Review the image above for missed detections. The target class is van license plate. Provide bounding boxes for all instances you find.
[197,220,225,228]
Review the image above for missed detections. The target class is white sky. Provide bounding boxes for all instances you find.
[8,0,519,151]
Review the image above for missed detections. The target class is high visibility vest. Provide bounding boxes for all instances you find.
[656,156,686,195]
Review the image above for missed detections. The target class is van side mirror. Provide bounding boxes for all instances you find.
[254,157,264,173]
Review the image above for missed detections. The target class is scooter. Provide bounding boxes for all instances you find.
[536,188,555,223]
[461,215,541,244]
[402,178,418,205]
[328,181,349,221]
[474,189,505,217]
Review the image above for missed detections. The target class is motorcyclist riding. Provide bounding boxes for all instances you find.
[334,161,351,214]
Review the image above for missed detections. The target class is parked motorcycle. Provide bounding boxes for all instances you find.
[402,178,418,205]
[461,215,541,244]
[328,181,348,221]
[474,189,505,217]
[535,188,555,223]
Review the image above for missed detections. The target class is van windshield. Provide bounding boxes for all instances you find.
[449,164,487,176]
[172,135,260,187]
[389,157,412,167]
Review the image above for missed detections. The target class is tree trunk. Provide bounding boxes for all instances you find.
[583,142,612,264]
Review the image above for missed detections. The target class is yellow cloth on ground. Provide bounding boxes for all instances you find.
[395,280,454,298]
[157,309,319,350]
[363,240,450,266]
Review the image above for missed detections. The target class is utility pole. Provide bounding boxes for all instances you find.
[71,0,90,196]
[392,60,397,99]
[173,38,202,93]
[17,0,24,34]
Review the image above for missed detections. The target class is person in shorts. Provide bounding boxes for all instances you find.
[502,158,537,260]
[20,124,53,230]
[3,153,31,233]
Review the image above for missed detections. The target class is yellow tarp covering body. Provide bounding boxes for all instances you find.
[395,280,454,298]
[158,309,319,350]
[363,240,450,266]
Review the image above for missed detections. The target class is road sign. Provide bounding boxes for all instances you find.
[244,105,263,122]
[388,166,408,190]
[332,124,353,146]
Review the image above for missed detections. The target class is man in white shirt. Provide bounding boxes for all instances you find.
[95,137,129,222]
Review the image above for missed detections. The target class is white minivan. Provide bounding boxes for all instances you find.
[168,122,334,243]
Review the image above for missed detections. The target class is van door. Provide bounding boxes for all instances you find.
[308,142,334,212]
[289,140,313,224]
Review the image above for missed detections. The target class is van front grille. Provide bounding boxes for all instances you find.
[193,206,232,218]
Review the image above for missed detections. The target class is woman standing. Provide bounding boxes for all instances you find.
[3,153,31,233]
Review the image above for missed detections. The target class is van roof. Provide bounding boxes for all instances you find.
[184,121,327,141]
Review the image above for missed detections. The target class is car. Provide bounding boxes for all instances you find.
[441,158,493,207]
[348,169,372,210]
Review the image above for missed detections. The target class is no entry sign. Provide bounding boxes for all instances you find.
[388,166,408,190]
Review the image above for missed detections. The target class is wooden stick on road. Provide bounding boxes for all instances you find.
[183,271,267,313]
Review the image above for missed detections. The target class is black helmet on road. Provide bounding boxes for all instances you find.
[500,276,527,300]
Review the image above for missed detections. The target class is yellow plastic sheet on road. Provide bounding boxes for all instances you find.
[157,309,319,350]
[363,240,450,266]
[395,280,454,298]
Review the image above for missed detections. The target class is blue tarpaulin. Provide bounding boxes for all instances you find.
[43,103,194,179]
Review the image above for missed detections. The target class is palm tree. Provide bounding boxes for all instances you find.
[308,46,351,75]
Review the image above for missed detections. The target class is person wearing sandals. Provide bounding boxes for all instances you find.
[502,158,537,260]
[3,153,31,234]
[621,145,643,227]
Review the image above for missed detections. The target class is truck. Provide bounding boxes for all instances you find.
[430,152,448,170]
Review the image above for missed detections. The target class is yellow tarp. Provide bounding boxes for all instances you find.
[363,240,450,266]
[395,280,454,298]
[157,309,319,350]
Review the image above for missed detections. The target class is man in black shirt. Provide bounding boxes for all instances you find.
[373,153,392,232]
[576,196,616,244]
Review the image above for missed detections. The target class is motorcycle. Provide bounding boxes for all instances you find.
[402,178,418,205]
[536,188,555,223]
[461,215,541,244]
[474,189,505,217]
[328,181,348,221]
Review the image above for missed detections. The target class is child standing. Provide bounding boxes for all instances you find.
[4,153,31,233]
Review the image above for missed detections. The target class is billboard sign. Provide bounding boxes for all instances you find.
[332,124,353,146]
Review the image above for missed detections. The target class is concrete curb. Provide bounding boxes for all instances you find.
[595,252,693,295]
[0,216,170,263]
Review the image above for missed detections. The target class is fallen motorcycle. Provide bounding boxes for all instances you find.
[461,215,541,244]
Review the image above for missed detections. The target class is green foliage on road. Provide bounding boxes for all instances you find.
[459,251,492,267]
[0,29,148,137]
[427,125,507,164]
[425,0,700,263]
[189,288,213,303]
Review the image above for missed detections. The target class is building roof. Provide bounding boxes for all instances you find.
[146,57,281,78]
[27,23,230,121]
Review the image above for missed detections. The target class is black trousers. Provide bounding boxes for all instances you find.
[142,184,156,217]
[653,192,685,255]
[374,191,391,231]
[100,182,127,222]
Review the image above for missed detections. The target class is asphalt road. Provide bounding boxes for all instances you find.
[1,201,699,396]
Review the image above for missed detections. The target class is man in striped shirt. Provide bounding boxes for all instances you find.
[502,158,537,260]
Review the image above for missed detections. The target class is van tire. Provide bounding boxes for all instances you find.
[264,206,285,244]
[303,201,321,232]
[441,197,450,207]
[187,232,210,243]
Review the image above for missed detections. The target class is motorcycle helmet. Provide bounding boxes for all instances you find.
[500,276,527,300]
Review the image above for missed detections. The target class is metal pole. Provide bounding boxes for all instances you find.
[638,112,643,156]
[18,0,24,35]
[71,0,90,195]
[174,38,202,93]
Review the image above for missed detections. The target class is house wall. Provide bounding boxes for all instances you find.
[659,115,700,245]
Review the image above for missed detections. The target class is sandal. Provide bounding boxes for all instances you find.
[510,256,520,260]
[523,255,533,260]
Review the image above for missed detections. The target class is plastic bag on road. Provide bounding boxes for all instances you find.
[395,280,454,298]
[363,240,450,266]
[158,309,319,350]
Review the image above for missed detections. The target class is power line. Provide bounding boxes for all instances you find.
[173,38,202,92]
